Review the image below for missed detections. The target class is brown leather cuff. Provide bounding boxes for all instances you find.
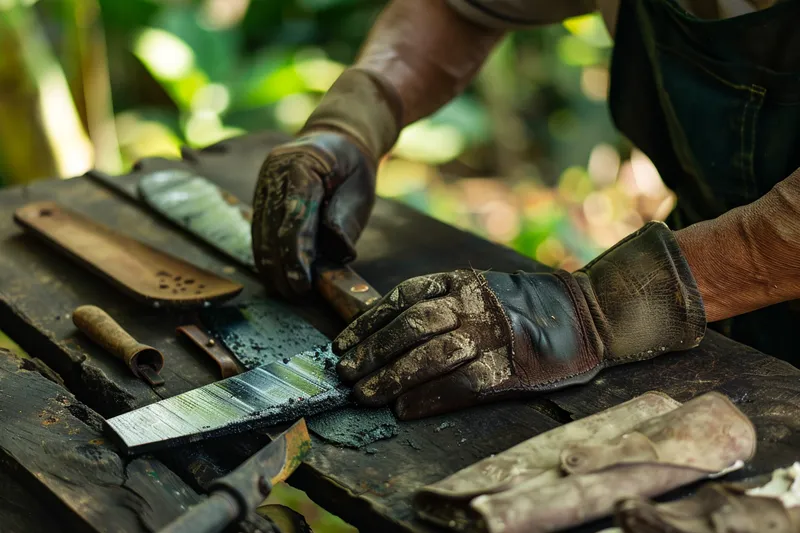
[301,68,404,161]
[575,221,707,365]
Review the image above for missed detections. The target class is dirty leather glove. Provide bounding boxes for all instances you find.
[333,221,707,420]
[252,68,402,298]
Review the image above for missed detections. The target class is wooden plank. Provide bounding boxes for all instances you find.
[1,131,798,532]
[0,466,67,533]
[0,348,201,532]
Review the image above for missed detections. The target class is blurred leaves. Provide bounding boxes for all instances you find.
[0,0,674,270]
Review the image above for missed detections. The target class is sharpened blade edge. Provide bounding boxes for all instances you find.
[105,347,348,454]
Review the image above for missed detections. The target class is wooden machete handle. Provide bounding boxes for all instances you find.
[315,262,381,323]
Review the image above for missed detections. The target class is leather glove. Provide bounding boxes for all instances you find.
[615,467,800,533]
[333,221,707,420]
[252,68,402,298]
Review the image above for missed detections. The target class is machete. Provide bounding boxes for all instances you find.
[88,169,382,454]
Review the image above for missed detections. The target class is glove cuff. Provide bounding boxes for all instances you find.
[574,221,707,365]
[301,68,404,162]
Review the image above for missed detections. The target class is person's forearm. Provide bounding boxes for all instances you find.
[354,0,505,126]
[676,169,800,322]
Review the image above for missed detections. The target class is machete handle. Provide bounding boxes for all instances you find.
[315,262,381,322]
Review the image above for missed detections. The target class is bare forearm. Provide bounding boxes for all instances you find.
[676,170,800,322]
[354,0,505,126]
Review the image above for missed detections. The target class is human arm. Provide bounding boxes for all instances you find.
[676,169,800,322]
[332,169,800,419]
[252,0,599,298]
[251,0,507,298]
[333,221,706,419]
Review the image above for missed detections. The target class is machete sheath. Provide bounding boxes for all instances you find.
[14,201,243,308]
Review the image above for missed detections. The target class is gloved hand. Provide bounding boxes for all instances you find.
[252,69,402,298]
[333,221,707,420]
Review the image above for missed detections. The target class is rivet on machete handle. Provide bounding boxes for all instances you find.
[315,262,381,322]
[72,305,165,386]
[157,418,311,533]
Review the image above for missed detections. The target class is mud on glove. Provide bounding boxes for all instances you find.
[252,68,402,298]
[333,221,707,419]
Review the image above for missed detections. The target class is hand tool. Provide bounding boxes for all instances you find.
[73,305,165,386]
[14,201,243,309]
[158,418,311,533]
[104,259,381,454]
[106,333,346,455]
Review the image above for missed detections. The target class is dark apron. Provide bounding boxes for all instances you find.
[608,0,800,363]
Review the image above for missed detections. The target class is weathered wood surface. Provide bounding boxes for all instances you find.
[0,131,798,533]
[0,348,202,532]
[0,463,66,533]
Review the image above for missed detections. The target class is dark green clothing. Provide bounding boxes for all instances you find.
[609,0,800,362]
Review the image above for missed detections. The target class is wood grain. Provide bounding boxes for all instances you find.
[0,348,201,533]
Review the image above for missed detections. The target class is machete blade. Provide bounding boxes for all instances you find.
[105,346,350,455]
[137,169,255,269]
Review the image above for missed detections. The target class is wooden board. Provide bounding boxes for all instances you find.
[0,131,799,533]
[0,464,67,533]
[0,348,201,532]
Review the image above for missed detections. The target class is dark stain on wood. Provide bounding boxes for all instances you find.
[0,464,67,533]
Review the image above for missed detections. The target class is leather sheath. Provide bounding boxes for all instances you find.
[615,463,800,533]
[14,201,243,308]
[415,392,756,533]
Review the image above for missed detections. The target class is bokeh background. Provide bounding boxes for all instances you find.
[0,0,675,531]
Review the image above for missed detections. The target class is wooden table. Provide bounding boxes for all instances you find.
[1,131,799,533]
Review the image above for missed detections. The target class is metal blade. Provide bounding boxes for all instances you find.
[200,299,330,369]
[105,346,349,455]
[137,169,256,270]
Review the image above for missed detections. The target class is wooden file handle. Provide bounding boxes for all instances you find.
[73,305,165,386]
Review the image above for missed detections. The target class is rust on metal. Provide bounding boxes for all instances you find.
[72,305,165,386]
[176,324,242,378]
[159,419,311,533]
[268,418,312,487]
